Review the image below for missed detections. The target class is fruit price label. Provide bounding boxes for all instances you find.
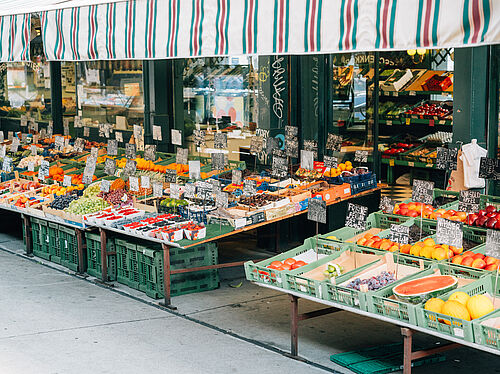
[232,169,242,185]
[63,175,72,187]
[326,133,342,152]
[478,157,500,180]
[485,229,500,257]
[211,152,226,171]
[102,158,115,176]
[30,145,37,156]
[7,131,13,141]
[104,123,111,138]
[354,150,368,163]
[140,175,150,189]
[55,136,65,150]
[32,134,39,145]
[389,224,409,245]
[129,176,139,192]
[133,124,143,142]
[74,116,82,128]
[39,160,50,178]
[285,126,299,158]
[74,138,85,153]
[2,156,12,172]
[412,179,434,205]
[303,139,318,159]
[250,136,264,155]
[107,139,118,156]
[345,203,368,230]
[152,182,163,197]
[215,191,229,208]
[300,150,314,170]
[152,125,162,141]
[323,155,338,169]
[63,118,70,136]
[20,115,28,127]
[0,131,3,143]
[307,198,327,224]
[100,179,111,193]
[170,183,181,199]
[436,147,458,171]
[165,169,177,183]
[271,155,288,178]
[285,125,298,139]
[458,190,480,213]
[10,137,20,153]
[210,179,221,194]
[196,181,212,197]
[31,121,39,133]
[188,160,201,180]
[184,183,196,198]
[265,137,278,155]
[83,127,90,137]
[115,131,123,143]
[21,133,28,143]
[0,145,5,158]
[193,129,206,147]
[27,162,35,172]
[144,144,157,161]
[214,133,227,149]
[243,180,257,196]
[123,159,137,177]
[125,144,136,159]
[379,196,396,213]
[171,129,182,146]
[175,147,188,165]
[90,147,98,158]
[436,217,463,248]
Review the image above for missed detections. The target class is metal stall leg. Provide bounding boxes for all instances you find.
[100,228,108,282]
[22,214,33,256]
[160,243,176,310]
[401,328,413,374]
[290,295,299,356]
[75,229,86,274]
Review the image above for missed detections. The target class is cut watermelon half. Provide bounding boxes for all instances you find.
[393,275,458,304]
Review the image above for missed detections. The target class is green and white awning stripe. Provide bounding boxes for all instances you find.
[0,14,31,62]
[0,0,495,62]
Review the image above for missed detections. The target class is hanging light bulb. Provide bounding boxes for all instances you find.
[417,48,426,55]
[407,49,416,56]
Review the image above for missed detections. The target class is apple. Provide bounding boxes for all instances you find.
[467,213,478,226]
[471,258,486,269]
[472,253,485,260]
[452,255,463,265]
[495,220,500,230]
[485,264,500,271]
[462,251,475,258]
[486,205,496,214]
[462,257,474,267]
[478,209,487,216]
[484,256,499,266]
[476,216,488,227]
[486,212,497,218]
[450,246,463,255]
[487,217,498,228]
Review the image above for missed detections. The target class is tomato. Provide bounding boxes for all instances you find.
[270,261,283,268]
[284,258,296,266]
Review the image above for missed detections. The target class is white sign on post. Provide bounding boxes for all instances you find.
[152,182,163,197]
[140,176,150,189]
[189,160,201,180]
[171,129,182,146]
[152,125,162,141]
[129,176,139,192]
[63,175,72,187]
[300,150,314,170]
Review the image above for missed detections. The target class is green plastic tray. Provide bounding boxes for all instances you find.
[85,232,116,281]
[58,225,79,272]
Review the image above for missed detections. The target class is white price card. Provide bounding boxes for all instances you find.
[63,175,72,187]
[152,182,163,197]
[140,176,150,189]
[171,129,182,146]
[129,176,139,192]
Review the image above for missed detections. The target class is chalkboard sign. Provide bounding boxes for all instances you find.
[165,169,177,183]
[478,157,500,180]
[30,145,37,156]
[83,127,90,137]
[214,133,227,149]
[116,131,123,143]
[379,196,396,213]
[2,156,12,172]
[107,139,118,156]
[10,137,20,153]
[38,160,50,180]
[74,138,85,153]
[176,147,188,165]
[458,190,480,213]
[100,179,111,193]
[412,179,434,205]
[144,144,157,161]
[188,160,201,180]
[345,203,368,230]
[307,198,327,224]
[323,155,338,169]
[170,183,181,199]
[184,183,196,198]
[485,229,500,258]
[104,158,116,176]
[193,129,206,147]
[211,152,226,171]
[123,159,137,177]
[436,147,458,171]
[171,129,182,146]
[300,150,314,170]
[63,175,72,187]
[129,176,139,192]
[248,211,266,226]
[436,217,463,248]
[232,169,242,185]
[389,224,409,244]
[216,191,229,208]
[265,137,278,155]
[152,182,163,197]
[250,136,264,156]
[125,144,136,159]
[272,155,288,178]
[303,139,318,159]
[243,180,257,195]
[326,133,342,152]
[90,147,98,158]
[354,150,368,163]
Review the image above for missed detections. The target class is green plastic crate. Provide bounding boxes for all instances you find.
[85,232,116,281]
[417,275,500,342]
[58,226,79,272]
[48,222,61,264]
[115,238,137,287]
[479,193,500,211]
[473,300,500,351]
[31,218,51,261]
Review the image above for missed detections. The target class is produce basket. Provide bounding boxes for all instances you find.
[48,222,62,264]
[473,302,500,350]
[58,225,79,272]
[85,232,116,281]
[417,275,500,342]
[31,217,50,261]
[479,193,500,211]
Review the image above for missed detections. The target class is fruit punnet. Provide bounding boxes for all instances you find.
[393,275,458,304]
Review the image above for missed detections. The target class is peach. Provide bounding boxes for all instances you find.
[450,246,463,255]
[357,238,367,246]
[471,259,486,269]
[400,244,411,254]
[462,257,474,267]
[484,256,499,266]
[485,264,500,271]
[462,251,475,258]
[365,239,375,247]
[379,241,392,251]
[472,253,485,261]
[452,255,463,265]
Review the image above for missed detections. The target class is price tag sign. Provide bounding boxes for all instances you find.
[123,159,137,177]
[243,179,257,195]
[63,175,72,187]
[116,131,123,143]
[232,169,242,185]
[176,147,188,165]
[107,139,118,156]
[83,127,90,137]
[250,136,264,155]
[303,139,318,159]
[90,147,98,158]
[389,224,410,244]
[285,136,298,158]
[129,176,139,192]
[478,157,500,180]
[21,133,28,143]
[412,179,435,205]
[165,169,177,183]
[10,137,20,153]
[140,175,150,189]
[210,179,221,194]
[188,160,201,180]
[63,118,70,136]
[214,133,227,149]
[215,191,229,208]
[125,144,136,159]
[0,131,4,143]
[152,182,164,197]
[436,147,458,171]
[74,116,82,128]
[144,144,157,161]
[104,158,116,176]
[39,160,50,178]
[307,198,327,224]
[197,181,212,197]
[170,183,181,199]
[323,155,338,169]
[171,129,182,146]
[300,150,314,170]
[326,133,342,152]
[405,118,411,126]
[152,125,162,141]
[100,179,111,193]
[2,156,12,172]
[354,150,368,163]
[265,137,278,155]
[7,131,13,141]
[74,138,85,152]
[83,156,97,183]
[33,134,39,145]
[436,217,463,248]
[31,145,38,156]
[485,229,500,258]
[104,123,111,138]
[27,162,35,172]
[271,155,288,178]
[20,115,28,127]
[193,129,206,147]
[0,145,5,158]
[345,203,368,230]
[379,196,396,213]
[184,183,196,198]
[458,190,480,213]
[285,125,298,139]
[211,152,226,171]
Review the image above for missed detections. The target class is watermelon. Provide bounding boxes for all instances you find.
[393,275,458,304]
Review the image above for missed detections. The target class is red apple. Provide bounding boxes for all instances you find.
[487,218,498,228]
[471,259,486,269]
[476,216,488,227]
[486,205,496,214]
[478,209,487,216]
[472,253,485,260]
[462,257,474,267]
[467,213,478,226]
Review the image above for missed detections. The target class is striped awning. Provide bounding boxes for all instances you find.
[0,14,31,61]
[1,0,499,62]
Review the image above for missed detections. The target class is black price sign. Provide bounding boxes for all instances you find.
[458,190,480,213]
[307,198,327,224]
[123,159,137,177]
[243,180,257,195]
[272,155,288,178]
[285,126,299,158]
[354,150,368,163]
[193,129,206,147]
[300,150,314,170]
[379,196,396,213]
[326,133,342,152]
[211,152,226,171]
[389,224,410,245]
[107,140,118,156]
[412,179,434,205]
[104,158,116,176]
[323,155,338,169]
[250,136,264,155]
[144,144,157,161]
[436,147,458,170]
[436,217,463,248]
[265,137,278,155]
[165,169,177,183]
[303,139,318,159]
[478,157,500,180]
[176,147,188,165]
[232,169,242,185]
[125,144,136,159]
[485,229,500,258]
[345,203,368,230]
[216,191,229,208]
[214,133,227,149]
[248,211,266,225]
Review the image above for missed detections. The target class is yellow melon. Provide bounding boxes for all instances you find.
[424,298,445,314]
[448,291,470,306]
[441,300,471,323]
[466,294,494,320]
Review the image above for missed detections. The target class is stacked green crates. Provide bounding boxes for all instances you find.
[47,222,61,264]
[58,226,79,271]
[31,218,50,260]
[85,232,116,281]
